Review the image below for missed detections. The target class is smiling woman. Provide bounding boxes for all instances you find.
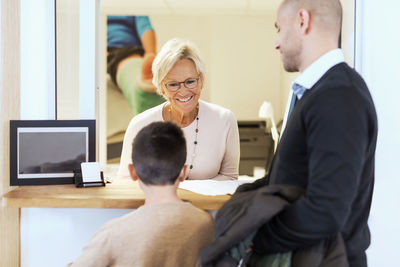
[117,38,240,180]
[161,59,202,127]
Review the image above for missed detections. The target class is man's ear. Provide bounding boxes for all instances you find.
[298,8,311,34]
[177,165,188,182]
[128,164,139,181]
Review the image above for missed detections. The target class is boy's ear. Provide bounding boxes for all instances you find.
[178,165,188,182]
[128,164,139,181]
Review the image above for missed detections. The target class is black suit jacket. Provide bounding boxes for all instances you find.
[249,63,377,267]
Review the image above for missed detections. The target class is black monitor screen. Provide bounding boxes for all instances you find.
[18,129,88,178]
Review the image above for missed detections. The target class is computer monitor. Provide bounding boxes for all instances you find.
[10,120,95,185]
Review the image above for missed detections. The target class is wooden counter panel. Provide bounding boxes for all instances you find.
[2,179,230,210]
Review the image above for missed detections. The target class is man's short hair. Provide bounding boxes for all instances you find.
[282,0,342,33]
[131,121,187,185]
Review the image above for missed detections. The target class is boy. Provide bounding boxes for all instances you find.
[69,122,214,267]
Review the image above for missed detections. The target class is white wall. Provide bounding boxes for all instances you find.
[357,1,400,266]
[208,15,281,121]
[0,1,2,102]
[56,0,98,120]
[20,0,55,120]
[56,0,80,119]
[21,208,132,266]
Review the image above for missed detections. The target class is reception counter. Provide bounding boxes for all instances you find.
[3,178,230,210]
[2,179,231,267]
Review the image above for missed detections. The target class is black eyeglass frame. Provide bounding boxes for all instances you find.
[164,77,200,92]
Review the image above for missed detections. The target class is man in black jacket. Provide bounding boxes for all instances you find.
[249,1,378,267]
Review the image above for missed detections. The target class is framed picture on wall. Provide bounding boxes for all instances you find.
[10,120,96,186]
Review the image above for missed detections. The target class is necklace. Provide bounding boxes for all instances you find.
[187,115,199,179]
[168,104,199,179]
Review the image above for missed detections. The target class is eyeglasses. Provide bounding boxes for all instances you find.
[164,77,200,92]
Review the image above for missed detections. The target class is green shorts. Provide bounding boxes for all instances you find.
[116,57,165,115]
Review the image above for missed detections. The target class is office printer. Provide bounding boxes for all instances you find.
[238,120,274,176]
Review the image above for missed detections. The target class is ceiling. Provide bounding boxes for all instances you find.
[101,0,281,15]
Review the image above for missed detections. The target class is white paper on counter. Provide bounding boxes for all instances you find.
[178,176,258,196]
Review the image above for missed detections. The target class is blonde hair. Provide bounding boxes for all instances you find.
[152,38,205,95]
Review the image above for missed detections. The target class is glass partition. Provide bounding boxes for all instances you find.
[22,0,354,167]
